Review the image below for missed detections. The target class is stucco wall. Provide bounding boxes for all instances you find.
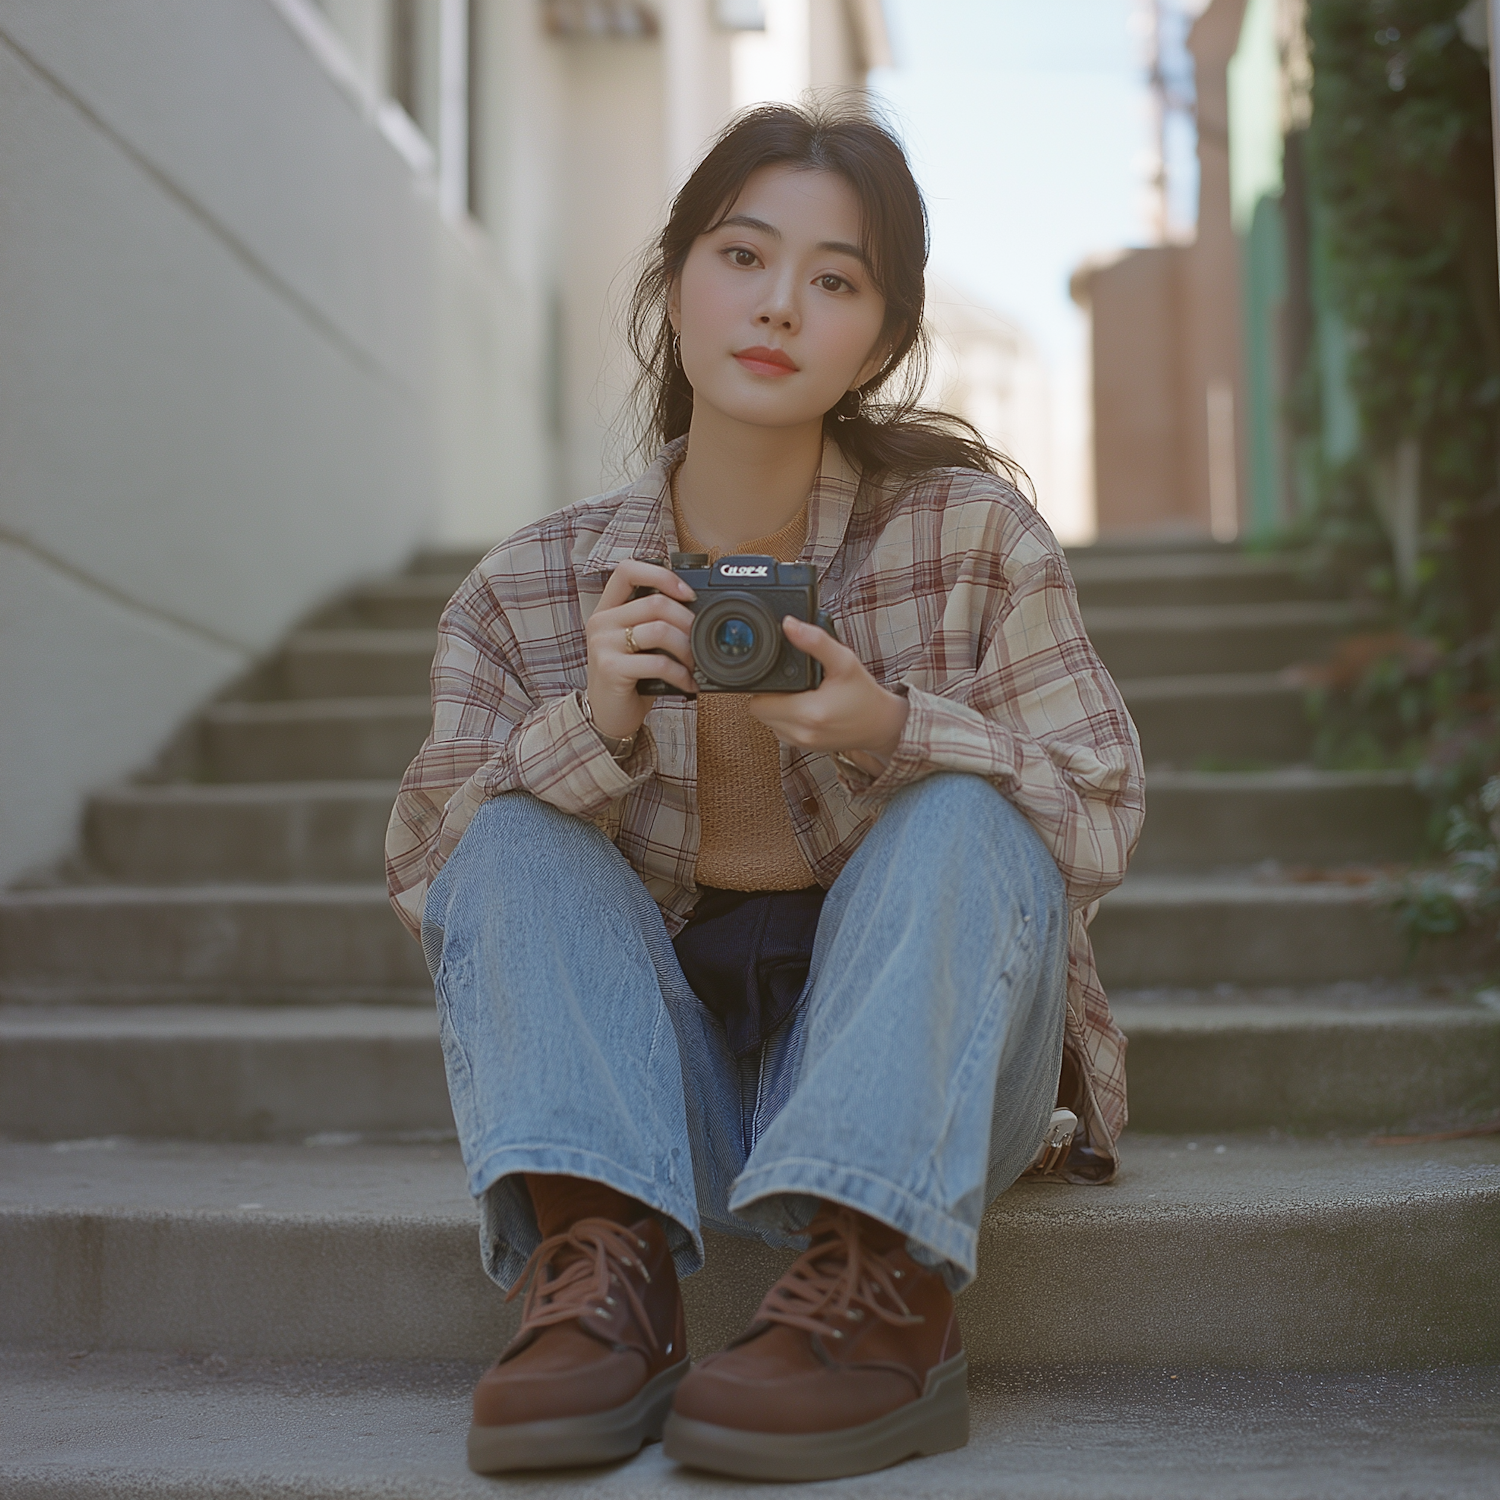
[0,0,541,884]
[555,37,668,502]
[1085,246,1193,533]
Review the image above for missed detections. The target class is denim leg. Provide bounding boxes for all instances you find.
[421,794,747,1288]
[729,773,1070,1290]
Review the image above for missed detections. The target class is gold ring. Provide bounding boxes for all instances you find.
[624,625,640,654]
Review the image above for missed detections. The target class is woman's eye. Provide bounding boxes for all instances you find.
[819,274,849,293]
[730,248,757,267]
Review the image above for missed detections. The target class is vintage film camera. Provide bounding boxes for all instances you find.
[633,552,836,696]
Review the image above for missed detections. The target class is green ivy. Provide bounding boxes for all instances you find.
[1306,0,1499,520]
[1298,0,1500,951]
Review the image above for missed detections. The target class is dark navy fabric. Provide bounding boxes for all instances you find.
[673,885,827,1058]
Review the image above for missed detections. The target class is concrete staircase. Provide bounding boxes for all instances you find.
[2,540,1498,1497]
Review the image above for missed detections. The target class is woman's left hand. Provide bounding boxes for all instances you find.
[747,615,909,776]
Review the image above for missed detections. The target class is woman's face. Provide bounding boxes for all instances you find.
[670,165,891,431]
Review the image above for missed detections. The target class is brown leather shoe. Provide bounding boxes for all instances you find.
[663,1205,967,1481]
[466,1215,689,1473]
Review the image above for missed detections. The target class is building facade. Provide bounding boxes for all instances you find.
[0,0,887,886]
[1072,0,1250,540]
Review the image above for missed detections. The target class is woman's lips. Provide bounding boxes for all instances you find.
[734,346,799,376]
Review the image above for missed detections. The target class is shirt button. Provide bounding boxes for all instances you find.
[801,796,819,819]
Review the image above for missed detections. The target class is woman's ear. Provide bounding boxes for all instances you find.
[666,276,682,336]
[852,343,892,392]
[853,321,903,391]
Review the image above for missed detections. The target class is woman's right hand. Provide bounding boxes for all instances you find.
[584,560,698,741]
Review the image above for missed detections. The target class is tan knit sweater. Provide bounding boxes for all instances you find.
[674,493,816,892]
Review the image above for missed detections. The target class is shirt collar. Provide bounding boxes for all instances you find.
[578,438,683,581]
[578,434,863,585]
[801,437,862,582]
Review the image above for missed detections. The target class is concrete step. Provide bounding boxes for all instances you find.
[200,698,430,782]
[1091,872,1495,987]
[1069,535,1234,557]
[272,614,1351,717]
[8,867,1481,1005]
[324,573,464,629]
[280,630,437,699]
[82,768,1419,888]
[1110,993,1500,1133]
[0,1007,450,1141]
[3,1135,1496,1368]
[4,1350,1497,1500]
[2,995,1494,1143]
[0,885,428,1005]
[314,569,1344,665]
[1082,601,1368,680]
[412,549,484,576]
[1120,672,1312,767]
[1069,549,1334,608]
[1133,768,1427,871]
[198,678,1307,784]
[84,782,397,883]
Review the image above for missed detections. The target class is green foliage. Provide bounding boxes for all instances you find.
[1397,771,1500,946]
[1297,1,1500,951]
[1306,0,1500,510]
[1384,636,1499,947]
[1298,628,1474,772]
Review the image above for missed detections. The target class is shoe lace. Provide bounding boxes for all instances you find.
[505,1218,659,1352]
[755,1206,922,1344]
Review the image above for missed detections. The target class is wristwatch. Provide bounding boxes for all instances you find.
[582,694,637,761]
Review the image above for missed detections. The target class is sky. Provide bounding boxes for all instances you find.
[868,0,1202,537]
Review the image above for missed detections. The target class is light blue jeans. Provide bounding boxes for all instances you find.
[422,772,1069,1293]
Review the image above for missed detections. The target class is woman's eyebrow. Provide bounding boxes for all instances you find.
[716,214,869,268]
[817,240,869,267]
[718,213,780,238]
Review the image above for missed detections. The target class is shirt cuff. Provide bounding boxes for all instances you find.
[840,685,1018,812]
[497,690,656,817]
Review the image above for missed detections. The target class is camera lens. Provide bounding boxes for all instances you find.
[713,616,756,660]
[692,593,780,688]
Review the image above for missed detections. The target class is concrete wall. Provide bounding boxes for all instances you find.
[1183,0,1249,538]
[554,0,877,498]
[924,280,1053,511]
[1081,246,1192,532]
[0,0,543,885]
[661,0,736,189]
[810,0,859,90]
[555,36,669,499]
[1076,0,1249,539]
[0,0,882,886]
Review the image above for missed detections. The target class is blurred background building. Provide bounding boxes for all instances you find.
[922,279,1051,506]
[0,0,887,886]
[12,0,1486,887]
[1074,0,1495,545]
[1072,0,1249,541]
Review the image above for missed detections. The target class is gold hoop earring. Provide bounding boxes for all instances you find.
[836,387,863,422]
[672,333,682,369]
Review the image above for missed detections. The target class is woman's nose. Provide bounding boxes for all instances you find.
[756,300,797,331]
[754,270,801,331]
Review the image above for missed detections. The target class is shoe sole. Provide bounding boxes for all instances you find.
[466,1357,691,1473]
[662,1351,970,1481]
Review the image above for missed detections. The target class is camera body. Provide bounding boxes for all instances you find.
[633,552,836,696]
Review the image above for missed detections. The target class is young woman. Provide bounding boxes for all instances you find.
[387,102,1143,1483]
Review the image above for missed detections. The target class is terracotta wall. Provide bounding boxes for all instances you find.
[1078,0,1248,538]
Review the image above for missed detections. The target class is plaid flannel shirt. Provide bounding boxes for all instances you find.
[387,437,1145,1178]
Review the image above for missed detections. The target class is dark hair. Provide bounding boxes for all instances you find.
[626,99,1025,489]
